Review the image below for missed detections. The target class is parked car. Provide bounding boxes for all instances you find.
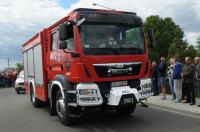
[15,70,25,94]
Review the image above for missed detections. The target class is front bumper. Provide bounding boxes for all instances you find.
[76,83,139,107]
[75,78,151,107]
[15,86,25,91]
[107,86,139,106]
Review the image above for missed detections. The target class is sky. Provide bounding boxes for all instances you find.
[0,0,200,70]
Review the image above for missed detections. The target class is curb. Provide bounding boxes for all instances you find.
[147,102,200,118]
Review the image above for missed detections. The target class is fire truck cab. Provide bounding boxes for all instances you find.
[22,8,153,125]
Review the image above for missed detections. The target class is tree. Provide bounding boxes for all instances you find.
[144,15,186,62]
[196,36,200,53]
[16,63,24,73]
[168,38,188,59]
[179,45,198,62]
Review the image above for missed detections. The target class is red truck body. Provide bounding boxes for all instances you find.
[22,8,152,125]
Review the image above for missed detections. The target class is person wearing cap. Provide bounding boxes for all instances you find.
[158,57,167,99]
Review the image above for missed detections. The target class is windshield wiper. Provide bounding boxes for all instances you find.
[85,48,120,55]
[107,48,120,55]
[118,47,142,54]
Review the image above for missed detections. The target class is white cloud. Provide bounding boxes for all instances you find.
[0,0,68,46]
[0,0,66,25]
[185,32,200,45]
[68,0,200,44]
[0,0,68,70]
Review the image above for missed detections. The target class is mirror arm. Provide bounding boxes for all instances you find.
[62,50,80,57]
[63,49,72,53]
[71,52,80,57]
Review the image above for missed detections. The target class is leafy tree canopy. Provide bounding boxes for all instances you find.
[144,15,197,63]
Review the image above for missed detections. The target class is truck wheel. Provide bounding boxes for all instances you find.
[30,86,42,108]
[116,104,136,115]
[56,90,75,125]
[17,90,20,94]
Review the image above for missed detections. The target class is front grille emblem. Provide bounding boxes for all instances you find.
[108,67,132,75]
[113,64,124,68]
[93,62,142,77]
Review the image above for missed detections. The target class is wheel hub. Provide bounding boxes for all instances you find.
[31,91,35,102]
[56,99,66,118]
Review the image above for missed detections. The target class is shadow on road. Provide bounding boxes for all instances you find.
[38,103,147,131]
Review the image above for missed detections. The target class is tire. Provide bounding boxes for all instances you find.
[30,86,42,108]
[17,90,20,94]
[116,104,136,115]
[56,90,75,125]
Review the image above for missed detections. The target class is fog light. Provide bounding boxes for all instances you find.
[79,89,97,95]
[80,97,96,102]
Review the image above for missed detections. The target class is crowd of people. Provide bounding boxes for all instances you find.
[151,56,200,106]
[0,69,17,88]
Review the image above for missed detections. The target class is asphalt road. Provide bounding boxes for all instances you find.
[0,87,200,132]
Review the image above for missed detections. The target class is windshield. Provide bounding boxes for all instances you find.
[79,24,145,55]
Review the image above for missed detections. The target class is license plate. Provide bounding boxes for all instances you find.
[124,98,133,104]
[111,81,128,87]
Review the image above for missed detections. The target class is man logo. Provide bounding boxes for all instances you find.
[113,64,124,68]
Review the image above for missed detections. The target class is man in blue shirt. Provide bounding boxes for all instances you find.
[173,57,182,103]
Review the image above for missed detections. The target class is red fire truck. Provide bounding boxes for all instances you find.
[22,8,154,125]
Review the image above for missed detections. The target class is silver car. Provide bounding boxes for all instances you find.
[15,70,25,94]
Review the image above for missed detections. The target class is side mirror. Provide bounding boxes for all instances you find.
[59,41,67,49]
[59,24,67,41]
[147,28,155,49]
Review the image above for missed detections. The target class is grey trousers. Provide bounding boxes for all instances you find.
[174,79,182,101]
[196,82,200,96]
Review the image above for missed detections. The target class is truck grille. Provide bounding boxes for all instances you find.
[93,62,142,77]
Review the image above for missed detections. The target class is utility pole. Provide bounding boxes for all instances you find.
[8,58,10,69]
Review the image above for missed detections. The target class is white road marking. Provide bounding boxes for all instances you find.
[86,124,104,132]
[86,122,115,132]
[150,105,200,119]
